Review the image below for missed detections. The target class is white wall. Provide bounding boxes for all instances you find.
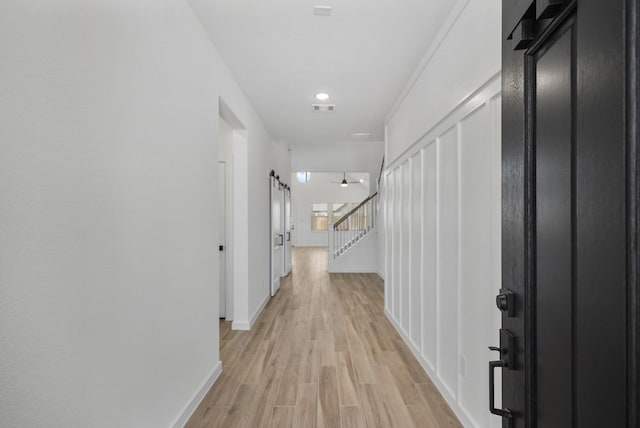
[382,0,502,427]
[0,1,288,427]
[291,172,369,247]
[386,0,501,163]
[218,115,234,161]
[291,141,385,189]
[189,2,291,331]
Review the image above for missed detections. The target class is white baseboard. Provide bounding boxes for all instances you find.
[232,320,251,330]
[250,293,270,326]
[384,309,474,428]
[172,361,222,428]
[231,293,270,331]
[328,267,379,273]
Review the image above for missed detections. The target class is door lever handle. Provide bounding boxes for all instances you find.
[488,329,516,426]
[489,359,513,422]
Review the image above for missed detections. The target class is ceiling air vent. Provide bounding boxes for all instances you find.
[351,133,371,141]
[313,5,333,16]
[312,104,336,112]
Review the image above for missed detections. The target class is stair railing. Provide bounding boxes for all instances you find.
[329,192,379,259]
[376,156,385,191]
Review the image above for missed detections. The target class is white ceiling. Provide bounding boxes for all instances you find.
[190,0,455,148]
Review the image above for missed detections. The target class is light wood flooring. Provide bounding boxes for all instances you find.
[185,247,461,428]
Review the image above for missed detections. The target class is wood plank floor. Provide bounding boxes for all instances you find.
[185,247,461,428]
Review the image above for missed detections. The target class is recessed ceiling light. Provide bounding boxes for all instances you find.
[359,179,364,183]
[315,92,330,101]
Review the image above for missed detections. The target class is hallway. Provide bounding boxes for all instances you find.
[186,247,461,428]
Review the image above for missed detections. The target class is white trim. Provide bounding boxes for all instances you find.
[419,148,426,358]
[225,157,234,321]
[407,157,413,344]
[434,137,442,378]
[385,0,472,124]
[455,121,463,405]
[386,74,501,171]
[232,292,270,331]
[172,361,223,428]
[385,310,475,428]
[251,293,270,326]
[231,320,251,330]
[330,268,379,274]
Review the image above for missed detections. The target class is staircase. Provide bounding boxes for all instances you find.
[328,158,384,273]
[328,192,379,261]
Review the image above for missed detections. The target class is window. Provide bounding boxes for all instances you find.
[297,171,310,183]
[310,202,365,232]
[311,203,328,231]
[332,203,352,231]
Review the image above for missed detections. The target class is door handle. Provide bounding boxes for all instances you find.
[488,329,516,426]
[489,358,513,422]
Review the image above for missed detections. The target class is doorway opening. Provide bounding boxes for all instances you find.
[218,99,248,323]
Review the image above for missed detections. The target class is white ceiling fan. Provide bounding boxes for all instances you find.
[331,172,361,188]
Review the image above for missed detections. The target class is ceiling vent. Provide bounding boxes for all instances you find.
[351,133,371,140]
[312,104,336,112]
[313,5,333,16]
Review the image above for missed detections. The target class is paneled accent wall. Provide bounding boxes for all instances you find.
[383,77,502,428]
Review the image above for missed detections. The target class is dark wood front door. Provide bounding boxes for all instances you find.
[498,1,640,427]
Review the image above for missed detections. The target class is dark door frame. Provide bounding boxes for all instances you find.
[626,1,640,425]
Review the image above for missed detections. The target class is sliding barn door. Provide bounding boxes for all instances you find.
[284,188,292,275]
[270,176,283,296]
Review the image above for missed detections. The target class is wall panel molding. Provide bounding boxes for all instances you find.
[383,73,501,427]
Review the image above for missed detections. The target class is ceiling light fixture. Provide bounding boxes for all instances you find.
[315,92,330,101]
[332,172,359,187]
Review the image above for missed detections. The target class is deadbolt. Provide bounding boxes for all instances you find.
[496,294,508,310]
[496,289,515,317]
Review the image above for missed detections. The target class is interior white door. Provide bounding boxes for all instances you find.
[218,162,226,318]
[271,178,282,296]
[284,190,292,275]
[290,198,297,246]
